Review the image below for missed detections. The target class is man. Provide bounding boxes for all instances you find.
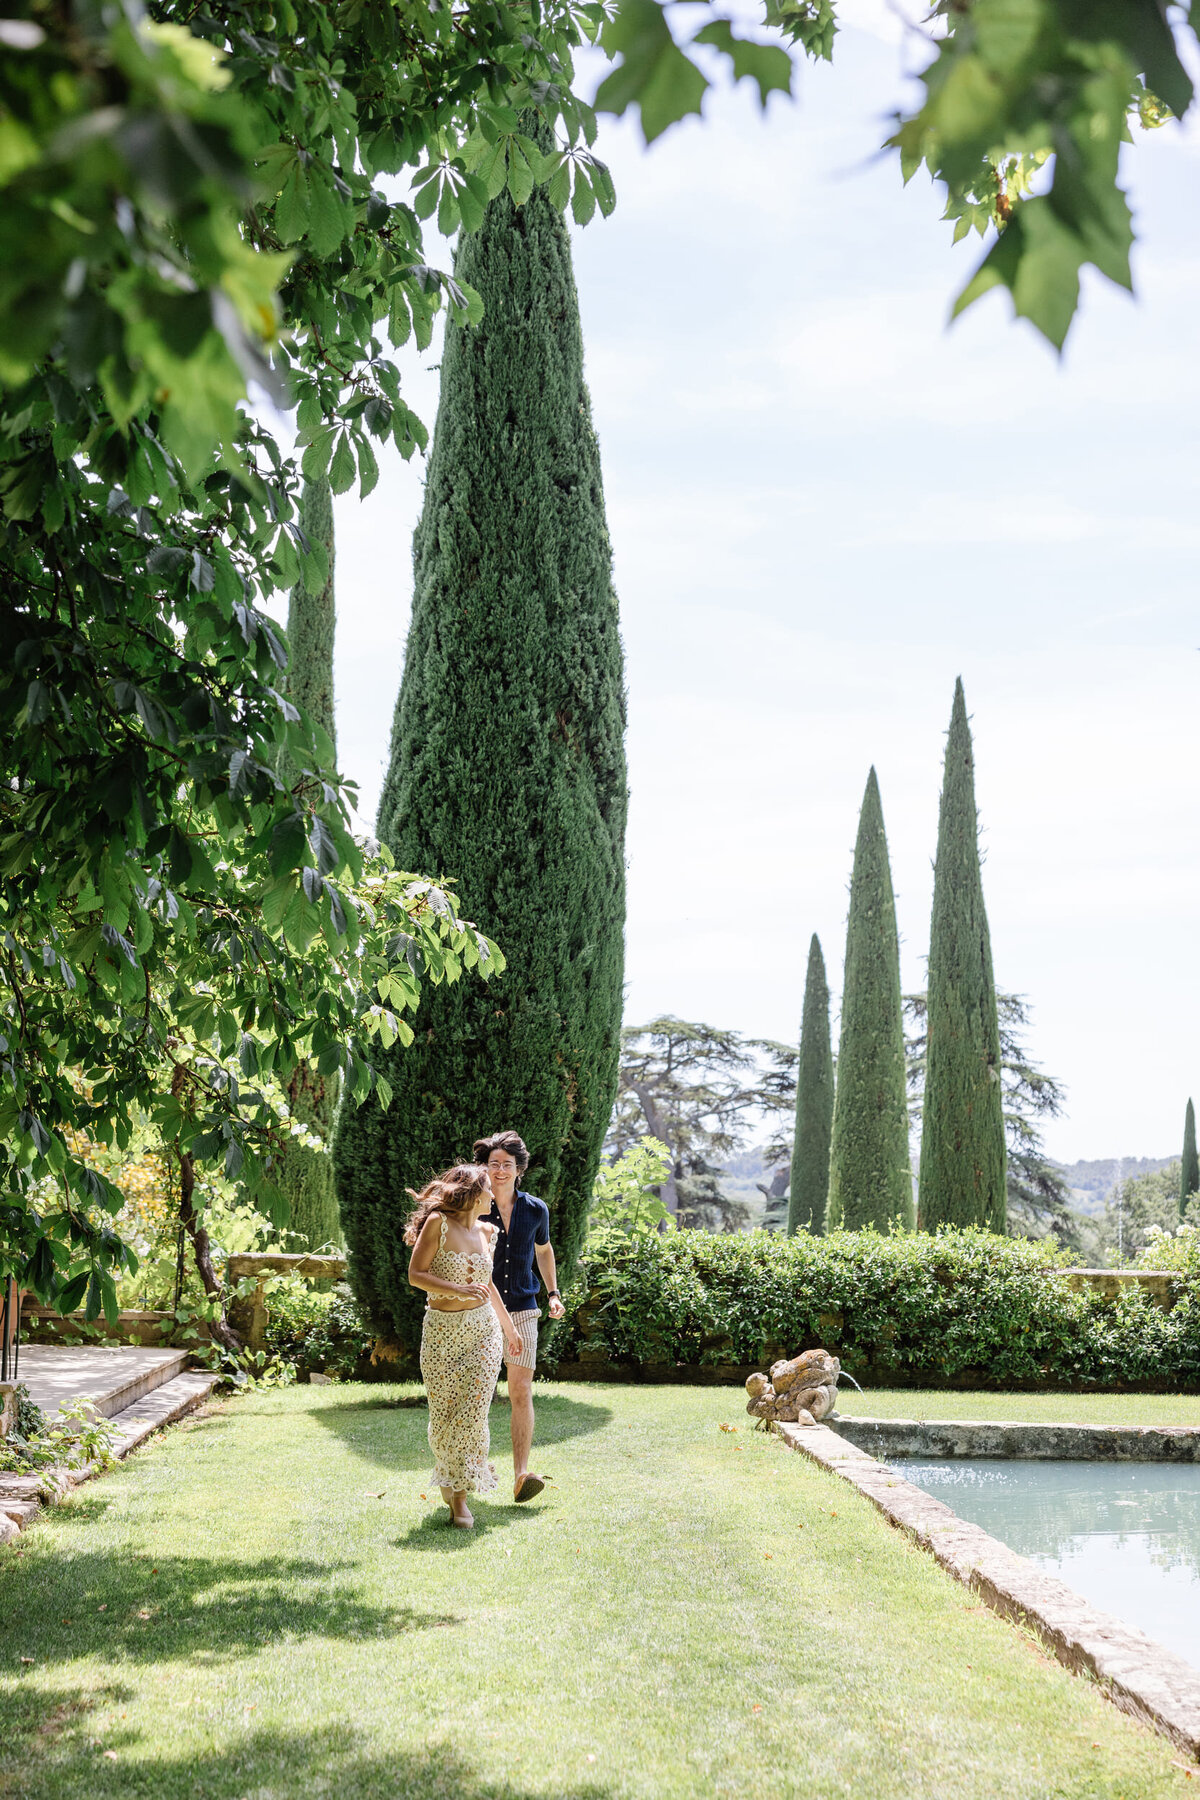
[473,1129,565,1502]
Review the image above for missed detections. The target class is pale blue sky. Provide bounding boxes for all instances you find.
[327,4,1199,1164]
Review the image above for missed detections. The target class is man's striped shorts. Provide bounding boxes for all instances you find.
[504,1308,539,1371]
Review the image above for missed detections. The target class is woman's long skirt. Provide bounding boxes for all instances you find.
[420,1304,503,1494]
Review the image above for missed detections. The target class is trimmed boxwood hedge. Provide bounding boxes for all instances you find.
[539,1228,1200,1391]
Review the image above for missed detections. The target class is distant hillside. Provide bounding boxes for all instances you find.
[1053,1155,1174,1216]
[710,1146,1177,1227]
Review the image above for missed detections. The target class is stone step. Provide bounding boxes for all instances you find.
[0,1499,39,1527]
[0,1472,46,1502]
[76,1368,223,1474]
[14,1344,192,1422]
[0,1368,222,1539]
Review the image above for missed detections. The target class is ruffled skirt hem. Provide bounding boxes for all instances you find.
[429,1459,498,1496]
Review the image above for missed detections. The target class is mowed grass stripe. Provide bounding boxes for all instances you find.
[0,1383,1185,1799]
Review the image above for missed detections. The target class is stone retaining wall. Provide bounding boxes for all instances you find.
[832,1415,1200,1462]
[22,1309,202,1348]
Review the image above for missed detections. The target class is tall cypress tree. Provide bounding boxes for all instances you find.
[788,934,833,1235]
[1182,1099,1198,1217]
[333,174,626,1343]
[918,678,1007,1232]
[827,770,912,1232]
[276,474,343,1252]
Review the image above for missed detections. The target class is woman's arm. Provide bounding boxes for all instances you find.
[487,1281,523,1359]
[408,1216,488,1302]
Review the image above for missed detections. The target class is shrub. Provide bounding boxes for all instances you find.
[262,1282,375,1379]
[0,1387,121,1474]
[540,1227,1200,1390]
[1138,1224,1200,1276]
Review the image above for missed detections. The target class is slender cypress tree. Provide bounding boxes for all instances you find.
[827,770,912,1232]
[918,678,1007,1232]
[788,935,833,1235]
[1182,1100,1198,1217]
[333,172,627,1343]
[276,474,342,1252]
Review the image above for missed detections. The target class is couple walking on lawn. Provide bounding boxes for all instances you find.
[404,1130,566,1529]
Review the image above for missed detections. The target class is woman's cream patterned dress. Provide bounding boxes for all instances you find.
[420,1214,502,1494]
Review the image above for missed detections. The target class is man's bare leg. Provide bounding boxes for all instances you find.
[506,1362,535,1489]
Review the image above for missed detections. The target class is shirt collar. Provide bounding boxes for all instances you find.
[489,1187,525,1224]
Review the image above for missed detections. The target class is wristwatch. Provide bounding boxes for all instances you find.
[548,1289,560,1299]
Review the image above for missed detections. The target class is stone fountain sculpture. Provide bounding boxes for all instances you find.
[745,1347,840,1427]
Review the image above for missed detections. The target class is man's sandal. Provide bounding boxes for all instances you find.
[513,1473,545,1503]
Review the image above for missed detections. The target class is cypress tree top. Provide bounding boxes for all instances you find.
[333,174,626,1345]
[1182,1099,1198,1216]
[918,678,1007,1233]
[827,769,912,1233]
[788,934,833,1236]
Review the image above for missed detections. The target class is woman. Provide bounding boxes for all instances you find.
[406,1163,523,1529]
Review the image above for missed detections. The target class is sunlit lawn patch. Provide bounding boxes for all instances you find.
[0,1383,1186,1799]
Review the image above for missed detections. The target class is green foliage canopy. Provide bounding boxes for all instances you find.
[2,0,1194,1317]
[596,0,1198,349]
[1,0,573,1318]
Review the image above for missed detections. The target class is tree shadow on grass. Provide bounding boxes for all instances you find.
[0,1552,462,1672]
[309,1388,612,1472]
[3,1720,618,1800]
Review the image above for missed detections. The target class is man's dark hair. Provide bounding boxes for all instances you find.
[474,1130,530,1174]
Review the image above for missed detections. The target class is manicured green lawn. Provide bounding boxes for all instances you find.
[0,1382,1188,1799]
[837,1388,1200,1426]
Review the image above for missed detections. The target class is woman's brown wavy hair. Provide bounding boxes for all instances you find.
[403,1163,491,1246]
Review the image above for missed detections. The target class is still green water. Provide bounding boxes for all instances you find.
[896,1459,1200,1668]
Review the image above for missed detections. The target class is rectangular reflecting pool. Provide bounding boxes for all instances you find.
[895,1458,1200,1669]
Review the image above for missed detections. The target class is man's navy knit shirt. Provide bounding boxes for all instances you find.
[485,1188,551,1312]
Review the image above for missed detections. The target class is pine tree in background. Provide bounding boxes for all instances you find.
[827,770,912,1232]
[1182,1099,1198,1217]
[333,174,626,1344]
[788,934,833,1235]
[918,678,1007,1232]
[276,474,343,1252]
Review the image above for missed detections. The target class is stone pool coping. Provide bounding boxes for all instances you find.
[833,1416,1200,1462]
[772,1420,1200,1763]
